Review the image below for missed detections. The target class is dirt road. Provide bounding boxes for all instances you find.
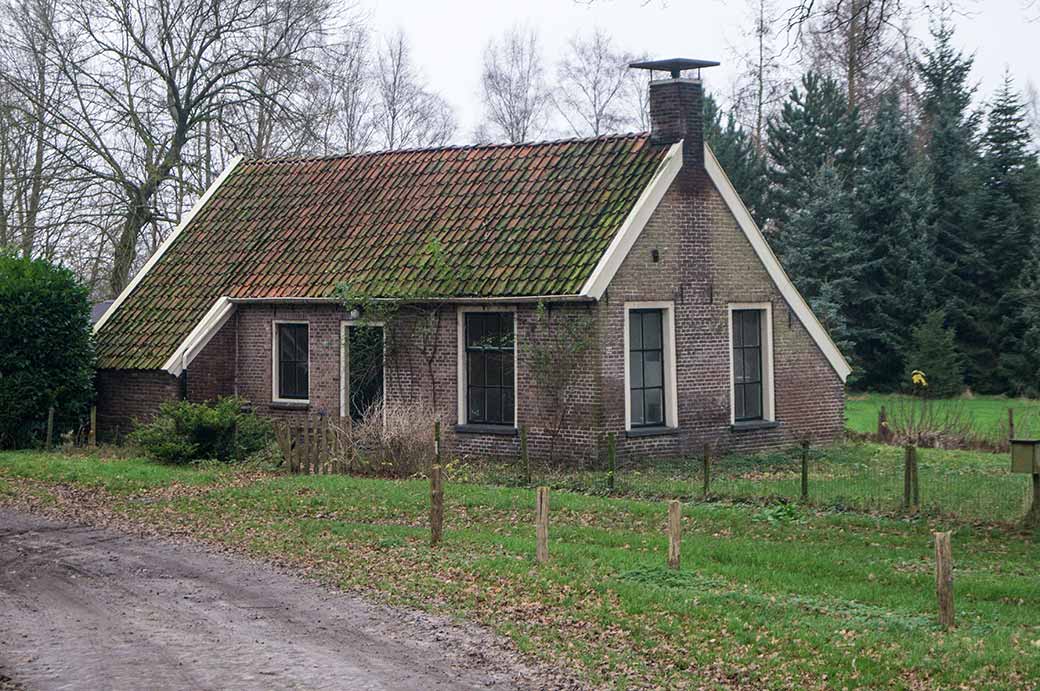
[0,509,573,690]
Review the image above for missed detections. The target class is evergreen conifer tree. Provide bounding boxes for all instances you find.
[903,310,966,399]
[704,93,768,226]
[850,89,933,390]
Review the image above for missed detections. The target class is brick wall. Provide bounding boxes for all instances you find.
[95,368,180,441]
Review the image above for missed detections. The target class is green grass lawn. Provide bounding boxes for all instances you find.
[846,393,1040,442]
[2,449,1038,690]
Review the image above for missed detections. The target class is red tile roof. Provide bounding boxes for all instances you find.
[96,133,672,369]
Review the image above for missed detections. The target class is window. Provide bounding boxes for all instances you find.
[732,309,763,421]
[275,322,308,401]
[464,312,515,425]
[629,309,666,427]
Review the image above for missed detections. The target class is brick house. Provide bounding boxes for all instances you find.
[93,58,850,461]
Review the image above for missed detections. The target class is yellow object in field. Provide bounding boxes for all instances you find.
[911,370,928,387]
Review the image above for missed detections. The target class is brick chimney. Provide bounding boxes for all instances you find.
[630,58,719,170]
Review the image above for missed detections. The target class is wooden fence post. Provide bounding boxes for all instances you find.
[934,531,954,630]
[607,432,616,492]
[1008,408,1015,441]
[45,406,54,448]
[903,444,912,511]
[89,406,97,447]
[430,465,444,546]
[667,500,681,569]
[535,487,549,563]
[702,444,711,498]
[800,440,810,503]
[878,406,888,442]
[911,445,921,510]
[519,425,530,485]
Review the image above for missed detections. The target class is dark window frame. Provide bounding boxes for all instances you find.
[732,309,764,421]
[464,312,515,426]
[629,308,667,428]
[275,322,309,401]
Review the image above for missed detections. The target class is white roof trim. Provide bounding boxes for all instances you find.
[579,140,683,300]
[161,296,236,376]
[704,144,852,382]
[93,155,245,334]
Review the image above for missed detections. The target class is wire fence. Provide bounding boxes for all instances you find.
[513,441,1033,526]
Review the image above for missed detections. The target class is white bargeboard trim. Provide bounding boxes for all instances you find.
[727,303,776,424]
[704,145,852,382]
[579,141,683,300]
[161,296,236,376]
[94,155,245,335]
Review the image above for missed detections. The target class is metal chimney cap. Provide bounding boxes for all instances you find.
[629,58,720,79]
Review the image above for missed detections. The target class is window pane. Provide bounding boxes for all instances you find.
[642,311,662,349]
[732,313,744,348]
[630,389,644,426]
[629,312,642,350]
[502,351,514,383]
[742,311,760,347]
[744,347,761,383]
[466,314,484,347]
[486,388,502,424]
[644,350,663,387]
[745,383,762,419]
[468,388,484,422]
[468,353,484,386]
[645,388,664,425]
[733,345,746,382]
[734,383,746,420]
[486,351,503,386]
[502,388,515,425]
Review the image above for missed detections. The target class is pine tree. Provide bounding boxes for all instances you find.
[765,71,861,253]
[903,310,966,399]
[704,93,769,226]
[977,75,1040,392]
[916,20,985,388]
[849,89,933,390]
[780,163,860,356]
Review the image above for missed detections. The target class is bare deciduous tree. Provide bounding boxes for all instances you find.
[554,28,636,136]
[479,25,551,144]
[374,29,456,150]
[728,0,789,149]
[2,0,333,297]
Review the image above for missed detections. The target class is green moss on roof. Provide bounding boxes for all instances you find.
[96,133,672,370]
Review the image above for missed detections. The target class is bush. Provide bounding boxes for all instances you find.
[129,397,272,464]
[0,253,94,448]
[326,402,434,477]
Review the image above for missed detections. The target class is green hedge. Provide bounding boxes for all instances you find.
[129,397,273,464]
[0,253,94,448]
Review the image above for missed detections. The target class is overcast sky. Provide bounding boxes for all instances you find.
[361,0,1039,141]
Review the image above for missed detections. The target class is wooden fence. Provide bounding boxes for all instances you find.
[274,415,352,475]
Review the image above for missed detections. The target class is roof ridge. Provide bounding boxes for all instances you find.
[245,132,653,165]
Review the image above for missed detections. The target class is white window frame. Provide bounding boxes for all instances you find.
[456,306,518,427]
[623,302,679,431]
[272,320,310,404]
[340,320,386,420]
[727,303,776,424]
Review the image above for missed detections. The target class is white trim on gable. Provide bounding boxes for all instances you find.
[579,140,683,300]
[704,145,853,383]
[161,296,235,376]
[93,155,245,335]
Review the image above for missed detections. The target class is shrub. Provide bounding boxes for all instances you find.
[129,397,272,464]
[315,402,433,477]
[0,253,94,448]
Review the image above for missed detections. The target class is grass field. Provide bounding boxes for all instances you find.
[846,393,1040,442]
[2,450,1038,690]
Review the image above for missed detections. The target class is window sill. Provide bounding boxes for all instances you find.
[454,424,518,437]
[271,400,310,410]
[730,420,780,432]
[626,426,679,438]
